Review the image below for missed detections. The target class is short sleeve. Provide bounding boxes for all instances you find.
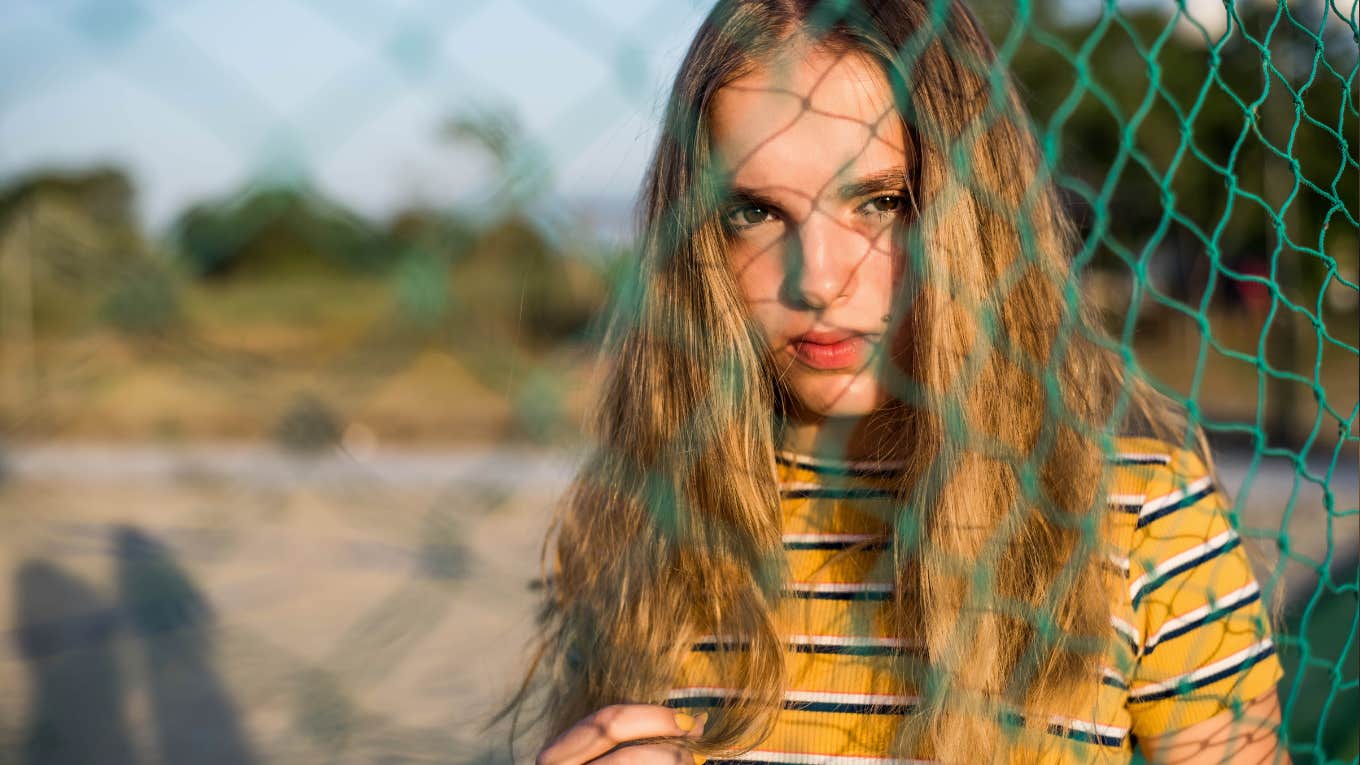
[1123,447,1284,738]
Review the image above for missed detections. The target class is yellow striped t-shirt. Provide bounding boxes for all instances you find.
[665,437,1283,763]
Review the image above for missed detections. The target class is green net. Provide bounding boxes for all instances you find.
[997,6,1358,757]
[0,1,1354,763]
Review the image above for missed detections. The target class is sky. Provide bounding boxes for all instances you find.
[0,0,1277,236]
[0,0,722,235]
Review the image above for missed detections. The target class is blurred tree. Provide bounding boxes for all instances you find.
[440,109,606,347]
[979,0,1356,447]
[0,166,179,333]
[385,208,477,327]
[0,166,137,230]
[448,213,603,346]
[979,0,1355,314]
[0,167,149,290]
[172,185,391,280]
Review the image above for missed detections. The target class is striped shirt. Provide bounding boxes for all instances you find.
[664,437,1282,763]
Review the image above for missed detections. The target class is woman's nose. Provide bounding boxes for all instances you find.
[782,210,857,310]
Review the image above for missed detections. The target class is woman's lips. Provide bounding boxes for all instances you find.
[789,332,868,371]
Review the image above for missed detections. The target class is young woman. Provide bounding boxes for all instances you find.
[506,0,1287,762]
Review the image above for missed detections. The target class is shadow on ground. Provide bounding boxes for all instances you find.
[13,526,258,765]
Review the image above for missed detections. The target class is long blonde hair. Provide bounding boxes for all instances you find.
[499,0,1198,761]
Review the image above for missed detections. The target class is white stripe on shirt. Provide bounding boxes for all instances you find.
[1113,452,1172,465]
[1049,714,1130,741]
[695,633,920,650]
[1111,615,1142,648]
[1138,477,1214,523]
[717,750,931,765]
[1128,528,1238,604]
[783,533,887,545]
[786,582,894,595]
[667,686,920,708]
[1128,639,1275,701]
[1143,582,1261,652]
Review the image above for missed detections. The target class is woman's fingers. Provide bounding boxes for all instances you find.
[536,705,706,765]
[589,743,705,765]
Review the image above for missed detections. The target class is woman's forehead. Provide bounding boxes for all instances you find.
[710,45,907,197]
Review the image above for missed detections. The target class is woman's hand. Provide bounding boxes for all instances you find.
[535,704,708,765]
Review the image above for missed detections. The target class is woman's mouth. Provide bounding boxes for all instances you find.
[789,331,869,371]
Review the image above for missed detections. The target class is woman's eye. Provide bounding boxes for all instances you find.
[726,205,773,229]
[862,195,904,216]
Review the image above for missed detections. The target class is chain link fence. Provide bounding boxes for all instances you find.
[0,0,1355,762]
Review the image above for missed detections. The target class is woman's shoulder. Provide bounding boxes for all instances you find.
[1105,437,1282,738]
[1104,436,1228,562]
[1103,436,1247,603]
[1107,435,1211,479]
[1106,435,1217,512]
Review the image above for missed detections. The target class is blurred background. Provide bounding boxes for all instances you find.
[0,0,1355,762]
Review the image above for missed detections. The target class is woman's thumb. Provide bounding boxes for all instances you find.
[689,712,709,763]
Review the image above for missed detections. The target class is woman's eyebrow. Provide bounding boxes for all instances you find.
[725,188,784,212]
[836,168,910,201]
[724,167,908,210]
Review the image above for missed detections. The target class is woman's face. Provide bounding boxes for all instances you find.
[710,42,909,420]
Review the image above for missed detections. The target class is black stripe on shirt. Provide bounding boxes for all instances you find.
[784,588,894,601]
[1108,454,1173,466]
[1142,589,1261,657]
[1136,486,1216,529]
[1002,712,1127,749]
[781,487,897,500]
[783,538,893,551]
[1055,724,1127,748]
[1114,628,1140,656]
[1128,643,1276,704]
[692,640,912,657]
[1131,535,1240,609]
[664,697,915,715]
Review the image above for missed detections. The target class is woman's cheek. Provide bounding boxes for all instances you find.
[732,244,784,303]
[746,303,787,352]
[739,236,783,287]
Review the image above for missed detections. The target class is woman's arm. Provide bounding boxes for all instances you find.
[1137,691,1290,764]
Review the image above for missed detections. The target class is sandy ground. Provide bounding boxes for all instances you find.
[0,443,1353,764]
[0,445,577,764]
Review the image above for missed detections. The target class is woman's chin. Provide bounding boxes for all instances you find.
[788,374,884,419]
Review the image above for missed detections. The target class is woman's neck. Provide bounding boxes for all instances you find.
[778,402,910,465]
